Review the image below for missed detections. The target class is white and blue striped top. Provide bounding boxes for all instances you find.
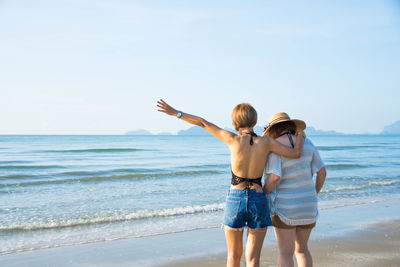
[264,138,325,225]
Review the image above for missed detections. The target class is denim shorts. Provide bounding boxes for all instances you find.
[223,189,273,229]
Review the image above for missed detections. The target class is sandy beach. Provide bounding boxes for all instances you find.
[168,217,400,267]
[1,200,399,266]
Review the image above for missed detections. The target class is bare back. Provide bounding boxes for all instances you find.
[228,135,271,191]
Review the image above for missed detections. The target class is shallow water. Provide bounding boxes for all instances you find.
[0,134,399,254]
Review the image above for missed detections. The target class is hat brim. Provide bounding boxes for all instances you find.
[262,119,306,137]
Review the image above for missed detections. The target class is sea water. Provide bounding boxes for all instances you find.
[0,135,399,255]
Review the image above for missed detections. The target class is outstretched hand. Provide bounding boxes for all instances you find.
[157,99,178,117]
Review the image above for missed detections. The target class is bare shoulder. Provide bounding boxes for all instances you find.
[223,132,240,146]
[258,136,272,147]
[275,135,286,143]
[259,135,271,143]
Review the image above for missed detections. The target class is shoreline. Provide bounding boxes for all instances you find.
[0,200,399,266]
[167,217,400,267]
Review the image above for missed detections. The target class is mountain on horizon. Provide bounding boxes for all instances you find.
[125,129,152,135]
[177,126,208,135]
[305,126,344,135]
[125,120,399,135]
[176,125,344,136]
[381,120,400,135]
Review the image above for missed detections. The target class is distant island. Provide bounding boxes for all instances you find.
[125,126,344,136]
[125,129,152,135]
[381,120,400,135]
[175,125,344,136]
[305,126,344,135]
[125,121,399,135]
[176,126,265,135]
[177,127,208,135]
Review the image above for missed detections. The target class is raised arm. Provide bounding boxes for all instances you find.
[157,99,235,144]
[266,132,305,158]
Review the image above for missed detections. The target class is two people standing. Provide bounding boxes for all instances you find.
[157,100,326,267]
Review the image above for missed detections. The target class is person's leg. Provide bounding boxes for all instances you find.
[224,226,244,267]
[244,228,267,267]
[274,227,296,267]
[294,227,313,267]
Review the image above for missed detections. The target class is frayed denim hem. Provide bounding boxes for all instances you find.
[222,224,245,231]
[222,224,267,232]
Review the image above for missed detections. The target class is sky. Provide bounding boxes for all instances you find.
[1,0,399,135]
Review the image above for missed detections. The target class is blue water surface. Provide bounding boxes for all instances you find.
[0,134,399,254]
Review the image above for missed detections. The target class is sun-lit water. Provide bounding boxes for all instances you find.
[1,134,399,255]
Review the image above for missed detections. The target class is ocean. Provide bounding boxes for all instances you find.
[1,134,399,255]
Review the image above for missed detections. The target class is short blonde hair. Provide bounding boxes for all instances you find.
[232,103,257,131]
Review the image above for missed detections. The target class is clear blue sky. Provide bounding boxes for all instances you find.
[1,0,399,134]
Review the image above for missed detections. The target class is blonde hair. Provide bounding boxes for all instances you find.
[231,103,257,131]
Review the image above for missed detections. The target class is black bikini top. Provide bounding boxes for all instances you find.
[231,171,262,188]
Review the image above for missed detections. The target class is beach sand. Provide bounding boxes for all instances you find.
[1,201,399,266]
[167,217,400,267]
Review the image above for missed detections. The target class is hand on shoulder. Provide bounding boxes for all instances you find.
[295,130,306,139]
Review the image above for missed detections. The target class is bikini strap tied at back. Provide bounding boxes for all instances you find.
[249,131,257,145]
[231,171,262,189]
[279,131,295,148]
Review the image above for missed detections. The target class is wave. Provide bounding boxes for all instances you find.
[317,145,374,151]
[0,160,32,165]
[326,164,368,170]
[59,168,164,177]
[321,179,400,193]
[182,164,230,169]
[39,148,151,153]
[318,196,400,210]
[0,174,36,179]
[0,170,222,188]
[0,165,65,170]
[0,203,225,233]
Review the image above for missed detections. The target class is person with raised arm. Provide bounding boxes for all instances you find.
[157,100,305,267]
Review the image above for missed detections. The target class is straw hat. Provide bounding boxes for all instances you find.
[262,112,306,136]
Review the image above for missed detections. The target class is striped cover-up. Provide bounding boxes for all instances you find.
[264,138,324,225]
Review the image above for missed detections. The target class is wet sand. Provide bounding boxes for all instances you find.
[167,217,400,267]
[0,201,399,266]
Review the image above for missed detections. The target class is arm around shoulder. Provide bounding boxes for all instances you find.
[266,131,305,158]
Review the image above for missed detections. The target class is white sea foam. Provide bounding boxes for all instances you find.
[321,179,400,193]
[0,203,225,232]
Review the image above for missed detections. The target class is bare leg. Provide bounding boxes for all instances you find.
[274,227,296,267]
[224,226,244,267]
[245,228,267,267]
[294,228,313,267]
